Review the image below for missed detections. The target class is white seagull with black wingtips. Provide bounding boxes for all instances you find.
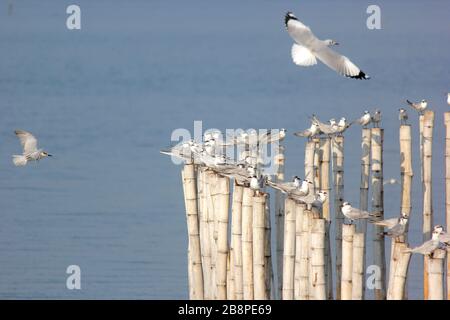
[284,12,370,80]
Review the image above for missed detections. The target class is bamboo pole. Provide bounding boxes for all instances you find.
[311,217,326,300]
[313,138,321,192]
[231,183,244,300]
[227,249,234,299]
[371,128,386,299]
[198,169,212,299]
[300,208,312,299]
[282,198,296,300]
[253,193,267,299]
[205,171,217,298]
[215,176,230,299]
[319,138,333,299]
[428,249,446,300]
[341,224,355,300]
[388,243,412,300]
[264,195,272,299]
[181,163,204,299]
[422,110,434,300]
[359,128,371,234]
[242,187,254,300]
[352,233,365,300]
[332,136,344,299]
[275,145,285,300]
[294,202,305,299]
[445,112,450,300]
[305,141,315,192]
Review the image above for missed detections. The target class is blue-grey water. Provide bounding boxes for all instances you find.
[0,0,449,299]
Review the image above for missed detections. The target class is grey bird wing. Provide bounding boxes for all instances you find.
[405,240,439,255]
[385,224,406,237]
[293,129,312,137]
[371,217,399,229]
[15,130,38,154]
[406,100,421,111]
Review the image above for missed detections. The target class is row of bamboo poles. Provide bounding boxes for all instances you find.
[173,108,450,300]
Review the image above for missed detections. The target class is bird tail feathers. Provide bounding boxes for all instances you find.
[13,155,27,166]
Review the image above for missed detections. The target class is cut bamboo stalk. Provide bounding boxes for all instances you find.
[311,217,326,300]
[264,195,272,299]
[299,208,312,300]
[198,169,212,299]
[319,137,333,300]
[371,128,386,299]
[294,202,305,299]
[332,136,344,299]
[358,128,371,234]
[282,198,296,300]
[445,112,450,300]
[205,171,217,298]
[428,249,446,300]
[253,193,267,299]
[231,183,244,300]
[422,110,434,300]
[387,239,402,299]
[215,176,230,299]
[352,232,365,300]
[305,141,316,193]
[313,138,321,192]
[341,224,355,300]
[242,187,254,300]
[388,243,412,300]
[227,249,234,299]
[181,162,204,299]
[275,145,285,300]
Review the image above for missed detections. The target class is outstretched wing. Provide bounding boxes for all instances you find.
[291,44,317,67]
[314,45,369,79]
[15,130,38,154]
[285,12,317,46]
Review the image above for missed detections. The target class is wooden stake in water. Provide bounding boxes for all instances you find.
[359,128,371,234]
[282,198,296,300]
[305,141,316,191]
[242,187,254,300]
[275,145,285,300]
[341,224,355,300]
[422,110,435,300]
[428,249,446,300]
[352,233,365,300]
[294,202,308,299]
[332,136,344,299]
[198,168,212,299]
[370,128,386,299]
[444,112,450,300]
[319,138,333,299]
[400,125,413,229]
[264,194,273,299]
[231,183,244,299]
[181,162,204,299]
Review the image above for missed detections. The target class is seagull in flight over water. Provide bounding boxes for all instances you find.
[284,12,370,80]
[13,130,52,166]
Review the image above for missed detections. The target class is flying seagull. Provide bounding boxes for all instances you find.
[13,130,52,166]
[285,12,370,80]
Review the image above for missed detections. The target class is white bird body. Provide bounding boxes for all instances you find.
[285,12,369,79]
[404,230,441,256]
[399,108,408,125]
[358,111,371,127]
[434,225,450,245]
[406,99,427,114]
[341,202,377,223]
[447,93,450,106]
[294,123,320,138]
[13,130,52,166]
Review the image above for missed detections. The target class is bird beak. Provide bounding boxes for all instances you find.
[335,42,339,45]
[47,154,53,157]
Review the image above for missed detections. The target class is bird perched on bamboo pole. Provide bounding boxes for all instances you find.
[399,108,408,125]
[354,110,371,128]
[406,99,427,115]
[403,228,444,257]
[433,225,450,245]
[371,110,381,128]
[371,214,409,238]
[13,130,53,166]
[294,122,320,139]
[267,177,313,197]
[340,201,380,224]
